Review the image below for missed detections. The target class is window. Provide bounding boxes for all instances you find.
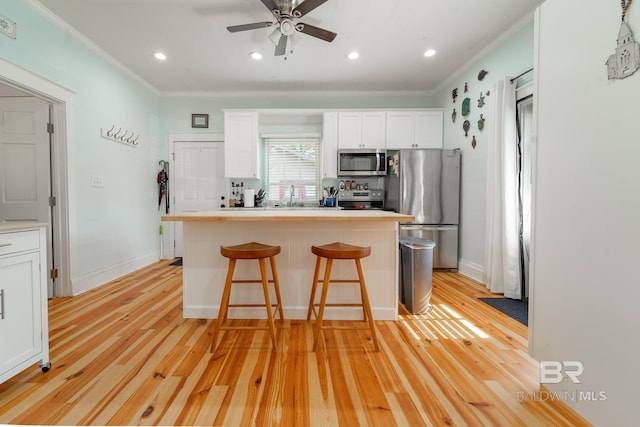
[261,137,321,203]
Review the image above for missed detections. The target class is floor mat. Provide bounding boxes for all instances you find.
[169,258,182,266]
[478,297,528,326]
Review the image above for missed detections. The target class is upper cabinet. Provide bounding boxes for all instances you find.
[322,112,338,178]
[337,112,386,149]
[386,110,443,149]
[224,111,259,178]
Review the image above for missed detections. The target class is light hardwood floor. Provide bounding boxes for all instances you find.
[0,260,591,426]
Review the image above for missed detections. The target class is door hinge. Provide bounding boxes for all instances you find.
[47,123,54,134]
[49,196,56,207]
[50,268,58,280]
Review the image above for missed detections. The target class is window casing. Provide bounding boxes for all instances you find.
[261,138,321,204]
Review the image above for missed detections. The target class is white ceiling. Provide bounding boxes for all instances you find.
[34,0,543,95]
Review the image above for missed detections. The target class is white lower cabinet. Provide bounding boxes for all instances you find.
[0,227,50,384]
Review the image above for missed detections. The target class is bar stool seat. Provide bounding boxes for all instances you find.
[307,242,379,352]
[211,242,284,353]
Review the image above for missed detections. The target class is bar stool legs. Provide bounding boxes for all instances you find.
[211,242,283,353]
[307,243,379,352]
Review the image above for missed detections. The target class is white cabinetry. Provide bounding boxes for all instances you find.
[0,226,50,384]
[337,111,386,149]
[386,110,443,149]
[322,112,338,178]
[224,111,259,178]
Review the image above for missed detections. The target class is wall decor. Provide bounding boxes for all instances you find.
[478,92,486,108]
[0,14,16,39]
[462,97,471,116]
[452,88,458,103]
[478,114,485,131]
[478,69,488,80]
[464,82,469,92]
[463,120,470,137]
[606,1,640,79]
[486,90,491,96]
[191,113,209,128]
[472,135,477,149]
[452,108,457,123]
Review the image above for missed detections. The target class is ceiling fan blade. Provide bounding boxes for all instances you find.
[227,22,273,33]
[275,34,288,56]
[296,22,336,42]
[292,0,329,18]
[260,0,279,14]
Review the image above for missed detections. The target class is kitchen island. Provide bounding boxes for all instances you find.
[161,209,413,320]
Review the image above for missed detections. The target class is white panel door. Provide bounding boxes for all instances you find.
[0,97,50,222]
[0,97,52,297]
[173,142,225,257]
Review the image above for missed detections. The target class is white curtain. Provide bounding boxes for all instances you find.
[483,78,521,299]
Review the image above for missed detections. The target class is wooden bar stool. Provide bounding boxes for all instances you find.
[210,242,284,353]
[306,242,379,352]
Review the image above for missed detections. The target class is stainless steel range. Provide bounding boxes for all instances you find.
[337,188,384,210]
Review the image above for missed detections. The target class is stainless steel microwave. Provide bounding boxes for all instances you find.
[337,149,387,176]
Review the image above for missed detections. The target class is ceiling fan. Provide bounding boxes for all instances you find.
[227,0,337,56]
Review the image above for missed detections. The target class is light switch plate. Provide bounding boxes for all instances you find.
[91,175,104,188]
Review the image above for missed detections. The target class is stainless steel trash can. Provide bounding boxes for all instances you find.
[399,237,436,314]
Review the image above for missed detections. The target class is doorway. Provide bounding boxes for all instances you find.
[0,58,72,298]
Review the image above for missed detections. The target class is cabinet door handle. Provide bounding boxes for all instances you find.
[0,243,12,248]
[0,289,4,320]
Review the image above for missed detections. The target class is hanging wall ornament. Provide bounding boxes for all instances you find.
[464,82,469,92]
[462,97,471,116]
[463,120,470,137]
[452,88,458,103]
[472,135,477,149]
[606,0,640,79]
[478,69,488,80]
[478,92,485,108]
[452,108,457,123]
[478,114,485,131]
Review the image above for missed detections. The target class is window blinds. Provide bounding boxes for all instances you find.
[262,138,321,203]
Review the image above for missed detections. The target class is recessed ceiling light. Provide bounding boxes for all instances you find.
[424,49,436,58]
[348,51,359,60]
[250,51,263,60]
[154,52,167,61]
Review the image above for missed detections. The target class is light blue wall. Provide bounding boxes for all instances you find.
[1,1,162,292]
[159,95,436,135]
[433,19,535,277]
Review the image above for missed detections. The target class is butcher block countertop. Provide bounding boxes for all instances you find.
[162,209,414,223]
[0,221,48,232]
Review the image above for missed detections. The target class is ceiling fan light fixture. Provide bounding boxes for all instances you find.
[268,28,281,45]
[154,52,167,61]
[424,49,437,58]
[249,51,263,60]
[348,51,359,60]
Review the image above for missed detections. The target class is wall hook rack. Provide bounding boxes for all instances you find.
[101,124,140,147]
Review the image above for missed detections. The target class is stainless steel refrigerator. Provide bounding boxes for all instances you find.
[386,149,461,270]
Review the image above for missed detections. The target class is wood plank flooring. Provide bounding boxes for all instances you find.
[0,260,592,426]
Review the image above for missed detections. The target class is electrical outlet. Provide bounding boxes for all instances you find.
[90,175,104,188]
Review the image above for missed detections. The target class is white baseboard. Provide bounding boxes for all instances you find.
[71,251,160,296]
[458,259,485,283]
